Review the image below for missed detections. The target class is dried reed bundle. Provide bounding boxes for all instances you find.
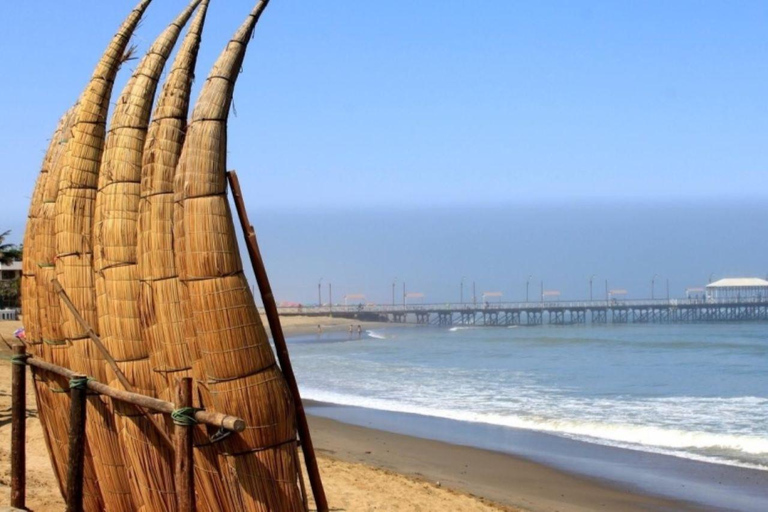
[139,0,209,401]
[28,111,109,509]
[54,2,153,510]
[176,1,306,509]
[93,2,201,509]
[32,370,105,511]
[20,111,86,504]
[137,3,241,508]
[22,112,69,354]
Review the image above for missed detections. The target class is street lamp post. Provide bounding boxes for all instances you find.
[651,274,658,300]
[328,283,332,313]
[540,280,544,303]
[472,281,477,306]
[460,276,465,305]
[526,275,531,303]
[318,278,323,308]
[392,278,397,307]
[589,274,596,301]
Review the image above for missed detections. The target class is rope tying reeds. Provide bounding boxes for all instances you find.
[69,376,90,390]
[171,406,199,426]
[11,354,30,366]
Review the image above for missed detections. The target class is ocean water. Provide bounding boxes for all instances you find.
[290,323,768,472]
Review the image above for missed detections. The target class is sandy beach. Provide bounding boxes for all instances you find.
[0,319,504,511]
[0,318,707,511]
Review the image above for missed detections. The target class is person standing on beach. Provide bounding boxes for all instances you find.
[317,324,323,336]
[349,324,354,337]
[357,325,363,338]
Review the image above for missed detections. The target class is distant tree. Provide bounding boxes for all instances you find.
[0,230,22,308]
[0,230,22,265]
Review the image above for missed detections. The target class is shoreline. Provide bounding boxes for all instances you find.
[285,319,768,512]
[305,408,699,511]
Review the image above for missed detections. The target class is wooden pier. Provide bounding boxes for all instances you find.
[275,298,768,326]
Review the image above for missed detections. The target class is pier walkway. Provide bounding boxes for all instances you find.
[272,298,768,326]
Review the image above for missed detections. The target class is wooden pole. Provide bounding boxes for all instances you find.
[174,378,195,512]
[25,356,245,431]
[10,344,27,509]
[66,374,88,512]
[227,170,328,512]
[51,278,174,449]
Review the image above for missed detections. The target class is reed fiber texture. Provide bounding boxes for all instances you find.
[136,2,239,508]
[175,1,306,509]
[54,1,153,510]
[139,0,208,404]
[94,2,201,510]
[23,109,107,509]
[21,109,106,508]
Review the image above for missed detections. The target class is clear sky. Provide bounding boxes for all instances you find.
[1,1,766,302]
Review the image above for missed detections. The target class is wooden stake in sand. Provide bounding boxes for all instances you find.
[227,170,328,512]
[174,378,195,512]
[11,343,27,509]
[66,374,88,512]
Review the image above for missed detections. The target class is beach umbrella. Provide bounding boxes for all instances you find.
[175,0,307,509]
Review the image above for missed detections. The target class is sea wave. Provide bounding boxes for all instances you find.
[366,330,388,340]
[302,388,768,471]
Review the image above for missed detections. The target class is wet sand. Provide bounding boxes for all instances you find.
[305,405,703,512]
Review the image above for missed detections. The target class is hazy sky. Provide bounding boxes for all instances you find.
[1,1,766,302]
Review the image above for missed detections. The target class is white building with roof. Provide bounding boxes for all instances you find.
[0,260,22,282]
[705,278,768,301]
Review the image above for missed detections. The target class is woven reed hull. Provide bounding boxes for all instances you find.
[180,195,243,279]
[31,374,67,499]
[186,274,275,380]
[22,277,42,355]
[138,277,194,398]
[173,2,305,508]
[94,181,141,269]
[94,4,203,506]
[211,367,295,452]
[116,414,176,511]
[33,372,106,512]
[22,107,75,495]
[193,378,239,512]
[96,265,144,361]
[43,3,151,510]
[193,446,237,512]
[138,195,176,279]
[86,397,136,512]
[222,443,305,512]
[54,188,100,343]
[141,123,185,198]
[22,110,71,345]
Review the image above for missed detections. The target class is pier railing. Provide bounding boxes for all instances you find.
[268,296,768,316]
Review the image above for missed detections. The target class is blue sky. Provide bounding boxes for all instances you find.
[1,1,766,302]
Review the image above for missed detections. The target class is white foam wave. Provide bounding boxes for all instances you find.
[302,388,768,471]
[366,330,387,340]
